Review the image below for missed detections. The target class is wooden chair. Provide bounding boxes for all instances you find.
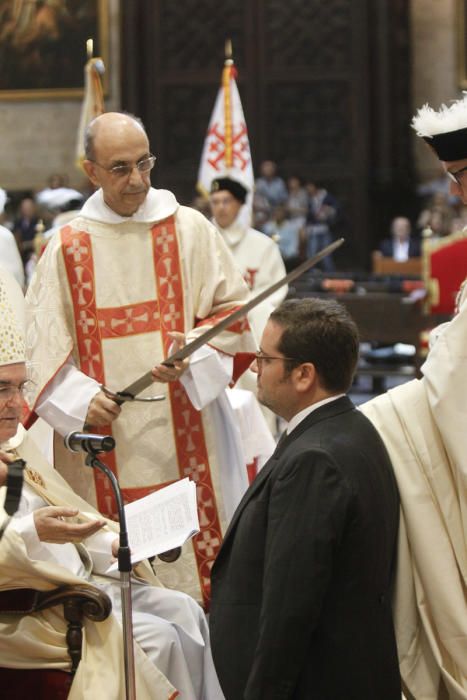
[0,584,112,699]
[372,251,422,277]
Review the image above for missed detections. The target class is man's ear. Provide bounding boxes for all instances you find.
[293,362,316,393]
[83,159,100,187]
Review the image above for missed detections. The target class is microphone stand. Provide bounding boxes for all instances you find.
[85,448,136,700]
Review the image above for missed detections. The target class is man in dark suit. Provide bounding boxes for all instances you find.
[380,216,421,260]
[210,298,401,700]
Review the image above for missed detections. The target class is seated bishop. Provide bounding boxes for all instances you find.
[0,267,224,700]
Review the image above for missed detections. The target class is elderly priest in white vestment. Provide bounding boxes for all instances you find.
[0,268,224,699]
[25,112,258,610]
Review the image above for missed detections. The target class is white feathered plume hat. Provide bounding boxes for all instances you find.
[412,94,467,160]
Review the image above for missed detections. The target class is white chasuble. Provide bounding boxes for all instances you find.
[25,190,256,608]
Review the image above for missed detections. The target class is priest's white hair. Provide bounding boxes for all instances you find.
[412,94,467,136]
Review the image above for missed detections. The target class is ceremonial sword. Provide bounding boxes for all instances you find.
[106,237,344,404]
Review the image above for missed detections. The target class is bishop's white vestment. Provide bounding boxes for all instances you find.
[0,425,225,699]
[25,188,257,608]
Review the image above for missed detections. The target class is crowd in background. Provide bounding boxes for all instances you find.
[253,160,339,272]
[254,161,467,267]
[3,159,467,291]
[0,173,90,287]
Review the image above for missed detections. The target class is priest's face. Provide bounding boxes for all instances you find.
[210,191,243,229]
[84,118,152,217]
[0,363,26,443]
[444,158,467,205]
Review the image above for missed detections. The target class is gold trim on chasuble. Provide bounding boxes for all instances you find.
[60,219,223,606]
[24,467,46,488]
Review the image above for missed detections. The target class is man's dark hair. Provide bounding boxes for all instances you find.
[270,298,359,393]
[84,112,147,161]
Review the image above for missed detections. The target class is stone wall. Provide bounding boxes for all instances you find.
[0,0,120,192]
[411,0,460,179]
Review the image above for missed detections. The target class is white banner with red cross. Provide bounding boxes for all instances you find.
[197,60,254,223]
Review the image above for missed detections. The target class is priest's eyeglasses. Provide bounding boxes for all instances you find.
[90,154,156,178]
[0,380,35,404]
[254,351,303,368]
[446,165,467,186]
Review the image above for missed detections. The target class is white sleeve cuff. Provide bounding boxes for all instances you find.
[35,361,101,436]
[180,346,233,410]
[84,527,118,575]
[9,511,43,551]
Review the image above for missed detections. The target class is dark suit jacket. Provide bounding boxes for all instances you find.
[210,396,401,700]
[380,237,421,258]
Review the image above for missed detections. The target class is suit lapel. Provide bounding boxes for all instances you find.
[220,395,355,549]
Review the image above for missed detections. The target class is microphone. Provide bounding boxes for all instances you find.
[64,431,116,454]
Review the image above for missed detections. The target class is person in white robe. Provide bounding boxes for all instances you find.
[25,112,258,609]
[210,176,287,438]
[360,96,467,700]
[209,176,287,346]
[0,267,224,700]
[0,188,24,289]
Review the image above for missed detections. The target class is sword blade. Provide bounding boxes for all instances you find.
[118,237,344,400]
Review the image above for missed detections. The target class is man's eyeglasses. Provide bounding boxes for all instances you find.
[90,154,156,178]
[253,351,303,368]
[0,380,35,404]
[446,165,467,186]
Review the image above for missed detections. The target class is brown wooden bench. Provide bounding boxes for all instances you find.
[372,251,422,277]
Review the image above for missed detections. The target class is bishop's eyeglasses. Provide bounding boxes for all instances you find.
[90,154,156,178]
[0,380,35,405]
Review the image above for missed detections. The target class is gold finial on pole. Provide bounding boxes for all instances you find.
[86,38,94,60]
[225,38,233,65]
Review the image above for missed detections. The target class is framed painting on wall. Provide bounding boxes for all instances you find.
[0,0,108,100]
